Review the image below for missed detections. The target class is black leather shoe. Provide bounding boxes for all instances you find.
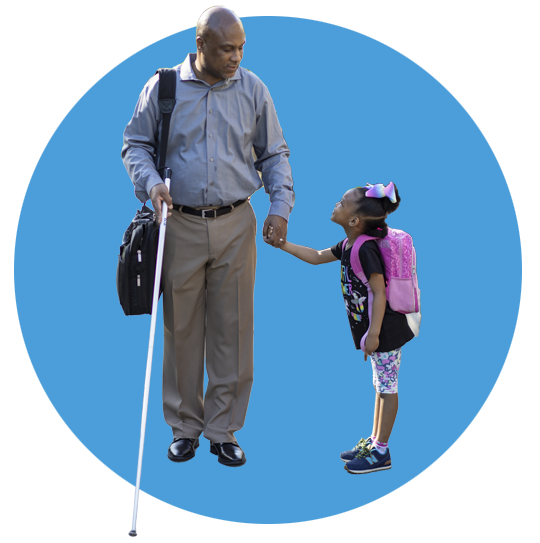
[167,438,199,463]
[210,441,246,467]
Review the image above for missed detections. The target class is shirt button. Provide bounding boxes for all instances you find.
[209,134,213,138]
[209,110,213,113]
[210,157,214,162]
[211,182,214,186]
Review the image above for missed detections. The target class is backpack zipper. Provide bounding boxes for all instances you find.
[399,236,403,277]
[412,250,419,312]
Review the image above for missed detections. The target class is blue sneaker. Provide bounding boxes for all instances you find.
[345,446,392,474]
[340,437,372,462]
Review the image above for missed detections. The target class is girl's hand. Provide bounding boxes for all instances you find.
[364,333,380,361]
[265,225,287,248]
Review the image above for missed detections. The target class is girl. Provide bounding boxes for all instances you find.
[269,182,415,474]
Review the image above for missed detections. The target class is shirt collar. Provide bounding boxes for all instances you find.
[179,53,242,83]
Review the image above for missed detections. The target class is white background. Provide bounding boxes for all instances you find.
[0,0,540,543]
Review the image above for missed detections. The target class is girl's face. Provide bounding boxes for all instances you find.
[331,189,360,226]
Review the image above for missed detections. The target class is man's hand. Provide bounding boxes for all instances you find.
[263,215,288,248]
[364,333,380,361]
[150,183,173,224]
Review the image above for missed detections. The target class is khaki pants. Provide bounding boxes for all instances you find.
[161,200,256,443]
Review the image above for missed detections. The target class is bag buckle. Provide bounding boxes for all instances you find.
[202,209,217,219]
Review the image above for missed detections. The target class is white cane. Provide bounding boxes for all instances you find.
[129,168,172,537]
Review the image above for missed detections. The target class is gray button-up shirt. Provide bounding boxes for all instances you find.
[122,53,295,220]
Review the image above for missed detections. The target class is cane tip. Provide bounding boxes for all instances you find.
[129,530,137,537]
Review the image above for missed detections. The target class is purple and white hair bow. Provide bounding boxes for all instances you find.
[364,182,397,203]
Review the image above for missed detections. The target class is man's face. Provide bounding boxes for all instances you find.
[198,23,245,81]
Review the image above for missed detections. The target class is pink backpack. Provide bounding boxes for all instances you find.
[343,229,420,350]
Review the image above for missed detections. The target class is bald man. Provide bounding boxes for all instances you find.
[122,7,294,467]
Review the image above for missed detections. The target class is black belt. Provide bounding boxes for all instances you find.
[173,199,247,218]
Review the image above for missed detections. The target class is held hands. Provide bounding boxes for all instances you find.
[149,183,173,224]
[364,333,380,361]
[263,215,288,248]
[265,225,275,244]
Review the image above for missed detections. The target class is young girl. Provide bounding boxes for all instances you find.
[269,182,415,474]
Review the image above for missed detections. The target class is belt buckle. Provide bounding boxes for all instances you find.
[202,209,217,219]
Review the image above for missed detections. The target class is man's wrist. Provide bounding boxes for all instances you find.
[268,201,290,221]
[148,179,165,199]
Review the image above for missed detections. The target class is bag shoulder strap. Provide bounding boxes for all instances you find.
[155,68,177,177]
[347,234,378,285]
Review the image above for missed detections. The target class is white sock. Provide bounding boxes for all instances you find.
[373,440,388,454]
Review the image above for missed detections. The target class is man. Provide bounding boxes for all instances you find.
[122,7,294,467]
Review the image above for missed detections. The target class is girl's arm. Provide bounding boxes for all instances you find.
[280,241,338,265]
[364,272,386,360]
[266,225,338,264]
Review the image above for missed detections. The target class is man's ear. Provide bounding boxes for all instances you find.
[196,36,204,52]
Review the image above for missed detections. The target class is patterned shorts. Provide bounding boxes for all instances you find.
[371,348,402,394]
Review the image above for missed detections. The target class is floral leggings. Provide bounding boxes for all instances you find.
[371,348,402,394]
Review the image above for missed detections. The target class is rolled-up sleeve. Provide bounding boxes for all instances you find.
[252,85,295,221]
[121,75,164,203]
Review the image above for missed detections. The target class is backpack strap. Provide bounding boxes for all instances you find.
[342,235,377,353]
[155,68,177,178]
[344,235,378,286]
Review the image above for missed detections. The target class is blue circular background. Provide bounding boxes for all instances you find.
[14,17,521,524]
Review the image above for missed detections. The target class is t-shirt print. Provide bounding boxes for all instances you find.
[341,262,367,323]
[333,241,372,349]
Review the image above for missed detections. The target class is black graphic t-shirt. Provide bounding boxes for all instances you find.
[331,239,414,352]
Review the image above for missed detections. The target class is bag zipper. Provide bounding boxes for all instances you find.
[399,236,403,277]
[412,249,418,312]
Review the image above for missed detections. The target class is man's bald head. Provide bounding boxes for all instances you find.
[196,6,244,41]
[193,6,246,86]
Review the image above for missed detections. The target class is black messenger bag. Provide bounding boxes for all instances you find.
[116,67,176,315]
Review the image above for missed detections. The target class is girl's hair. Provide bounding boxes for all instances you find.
[352,184,401,238]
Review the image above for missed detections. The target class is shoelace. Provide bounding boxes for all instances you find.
[354,444,374,459]
[353,438,368,450]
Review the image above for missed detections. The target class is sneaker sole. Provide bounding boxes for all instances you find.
[344,464,391,474]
